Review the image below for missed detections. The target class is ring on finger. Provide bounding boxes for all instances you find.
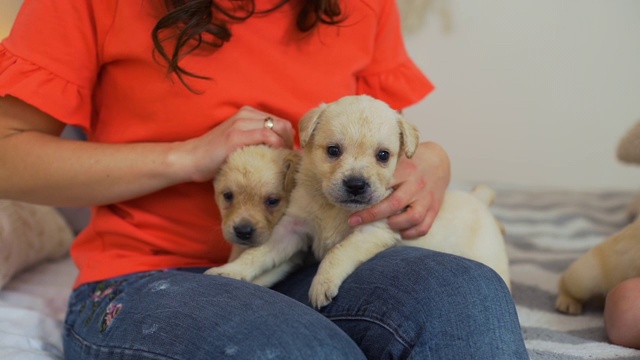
[264,117,275,130]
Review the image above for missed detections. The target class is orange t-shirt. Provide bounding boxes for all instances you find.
[0,0,433,288]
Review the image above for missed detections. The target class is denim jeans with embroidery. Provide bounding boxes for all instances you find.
[63,247,528,359]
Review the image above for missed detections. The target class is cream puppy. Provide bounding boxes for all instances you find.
[555,218,640,315]
[207,95,510,308]
[204,145,303,287]
[0,200,74,288]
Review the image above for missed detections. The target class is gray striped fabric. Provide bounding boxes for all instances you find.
[489,186,640,359]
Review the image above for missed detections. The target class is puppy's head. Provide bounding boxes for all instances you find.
[214,145,299,247]
[299,95,419,210]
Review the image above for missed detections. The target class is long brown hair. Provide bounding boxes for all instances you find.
[152,0,344,90]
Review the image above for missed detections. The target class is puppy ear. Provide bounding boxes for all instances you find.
[299,103,327,148]
[283,151,301,193]
[397,114,420,158]
[617,120,640,164]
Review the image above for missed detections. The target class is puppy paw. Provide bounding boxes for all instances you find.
[555,294,583,315]
[309,276,341,309]
[204,266,252,282]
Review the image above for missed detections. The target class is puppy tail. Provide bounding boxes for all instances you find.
[471,184,506,235]
[470,184,496,206]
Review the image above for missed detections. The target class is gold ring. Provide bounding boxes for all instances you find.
[264,117,275,130]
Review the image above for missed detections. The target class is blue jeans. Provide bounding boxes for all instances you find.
[63,247,528,359]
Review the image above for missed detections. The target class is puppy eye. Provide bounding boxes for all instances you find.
[327,145,341,158]
[265,197,281,208]
[223,191,234,202]
[377,150,390,163]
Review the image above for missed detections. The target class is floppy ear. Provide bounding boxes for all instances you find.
[299,103,327,148]
[397,114,420,158]
[283,150,301,193]
[617,120,640,164]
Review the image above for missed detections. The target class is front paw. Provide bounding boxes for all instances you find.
[309,275,341,309]
[204,265,252,282]
[555,293,583,315]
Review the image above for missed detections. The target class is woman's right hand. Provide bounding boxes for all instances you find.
[175,106,295,183]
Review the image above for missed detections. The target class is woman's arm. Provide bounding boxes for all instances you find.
[0,95,293,207]
[348,141,451,239]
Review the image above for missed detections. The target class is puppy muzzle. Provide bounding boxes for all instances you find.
[231,222,261,247]
[334,176,374,209]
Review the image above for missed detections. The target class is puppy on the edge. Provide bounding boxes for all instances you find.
[207,95,510,308]
[555,218,640,315]
[204,145,303,287]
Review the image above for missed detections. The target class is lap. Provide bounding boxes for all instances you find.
[64,247,528,359]
[63,269,364,360]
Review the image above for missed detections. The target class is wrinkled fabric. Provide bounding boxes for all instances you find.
[65,248,528,359]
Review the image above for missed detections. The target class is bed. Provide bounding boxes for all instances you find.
[490,186,640,359]
[1,185,640,359]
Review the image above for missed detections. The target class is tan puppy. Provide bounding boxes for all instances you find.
[0,200,74,288]
[207,95,510,308]
[204,145,303,287]
[555,218,640,315]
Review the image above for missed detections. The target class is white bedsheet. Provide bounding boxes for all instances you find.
[0,257,76,360]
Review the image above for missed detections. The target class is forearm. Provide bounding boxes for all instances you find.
[0,95,295,207]
[0,130,192,207]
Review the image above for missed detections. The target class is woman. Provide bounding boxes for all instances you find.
[0,0,528,358]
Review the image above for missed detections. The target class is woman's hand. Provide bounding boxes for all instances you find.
[348,141,451,239]
[175,106,295,183]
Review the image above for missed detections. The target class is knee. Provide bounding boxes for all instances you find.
[333,247,525,358]
[355,247,512,314]
[604,277,640,349]
[387,247,509,295]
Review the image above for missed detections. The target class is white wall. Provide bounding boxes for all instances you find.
[2,0,639,190]
[403,0,640,190]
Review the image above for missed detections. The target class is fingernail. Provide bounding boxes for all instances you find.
[349,216,362,227]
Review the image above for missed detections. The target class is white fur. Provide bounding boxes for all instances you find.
[210,96,510,308]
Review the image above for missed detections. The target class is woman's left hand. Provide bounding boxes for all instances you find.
[348,141,451,239]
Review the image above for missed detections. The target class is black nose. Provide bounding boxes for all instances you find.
[343,177,370,196]
[233,224,255,240]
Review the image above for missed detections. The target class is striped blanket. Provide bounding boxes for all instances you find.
[3,185,640,359]
[489,186,640,359]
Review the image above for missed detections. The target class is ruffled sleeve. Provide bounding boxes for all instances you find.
[355,0,434,110]
[0,45,92,131]
[356,57,434,111]
[0,1,118,132]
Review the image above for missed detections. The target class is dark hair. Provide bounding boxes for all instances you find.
[152,0,344,91]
